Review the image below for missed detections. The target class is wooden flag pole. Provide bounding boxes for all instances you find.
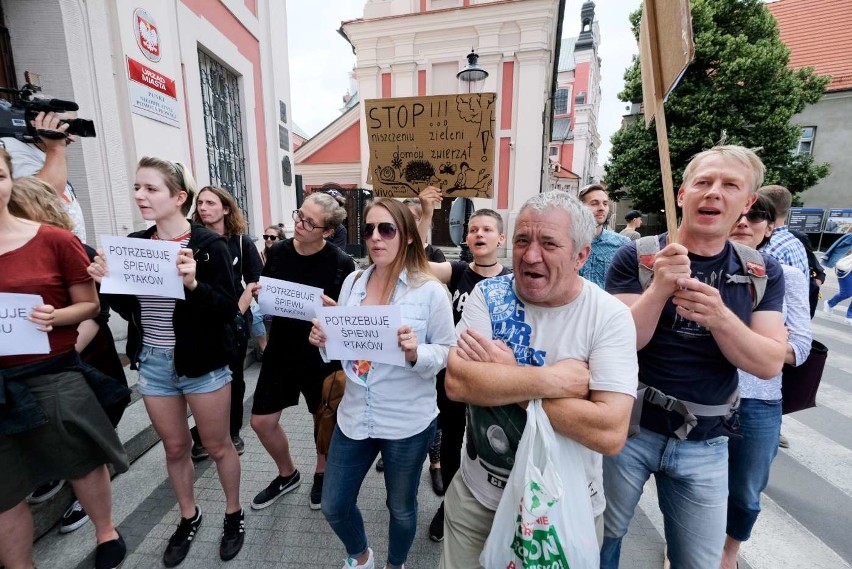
[644,0,680,241]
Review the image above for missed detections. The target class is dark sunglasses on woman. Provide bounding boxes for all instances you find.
[362,222,398,241]
[740,210,772,223]
[262,235,278,241]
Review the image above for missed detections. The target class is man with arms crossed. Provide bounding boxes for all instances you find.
[602,145,787,569]
[439,191,638,567]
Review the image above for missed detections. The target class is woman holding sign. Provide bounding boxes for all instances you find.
[87,157,246,566]
[249,191,355,512]
[0,150,128,569]
[309,198,455,569]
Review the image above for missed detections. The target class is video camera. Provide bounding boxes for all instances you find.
[0,75,96,142]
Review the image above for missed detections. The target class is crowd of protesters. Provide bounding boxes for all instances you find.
[0,113,823,569]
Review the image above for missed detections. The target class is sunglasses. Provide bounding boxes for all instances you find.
[362,222,398,241]
[262,235,278,241]
[740,210,772,223]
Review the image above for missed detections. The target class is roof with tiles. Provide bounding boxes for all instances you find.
[766,0,852,92]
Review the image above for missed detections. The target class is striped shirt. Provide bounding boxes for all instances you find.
[140,232,190,348]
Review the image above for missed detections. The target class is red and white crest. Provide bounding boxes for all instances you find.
[134,8,161,62]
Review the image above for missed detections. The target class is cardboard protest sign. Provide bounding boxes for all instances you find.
[365,93,496,198]
[315,305,405,367]
[640,0,693,125]
[257,276,323,321]
[99,235,185,299]
[639,0,694,238]
[0,293,50,356]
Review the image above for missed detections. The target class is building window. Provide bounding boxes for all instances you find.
[549,145,559,157]
[553,88,569,116]
[575,91,587,105]
[795,126,815,156]
[198,50,249,223]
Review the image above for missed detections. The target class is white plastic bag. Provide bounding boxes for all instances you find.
[480,400,599,569]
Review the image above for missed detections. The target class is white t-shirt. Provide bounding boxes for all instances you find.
[457,275,638,516]
[2,137,87,243]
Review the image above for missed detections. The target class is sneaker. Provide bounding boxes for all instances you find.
[779,434,791,448]
[191,442,209,461]
[95,531,126,569]
[60,500,90,533]
[310,473,324,510]
[845,318,852,326]
[429,502,444,542]
[232,435,245,456]
[220,509,245,561]
[823,302,833,314]
[430,466,444,496]
[251,470,301,510]
[375,457,384,472]
[342,547,374,569]
[163,506,202,568]
[26,480,65,504]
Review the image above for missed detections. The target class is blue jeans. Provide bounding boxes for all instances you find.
[828,270,852,317]
[726,398,781,541]
[601,429,729,569]
[322,420,437,567]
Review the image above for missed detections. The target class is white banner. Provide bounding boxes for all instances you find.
[315,305,405,367]
[257,276,323,321]
[0,293,51,356]
[99,235,185,299]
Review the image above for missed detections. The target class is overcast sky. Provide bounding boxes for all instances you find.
[285,0,642,168]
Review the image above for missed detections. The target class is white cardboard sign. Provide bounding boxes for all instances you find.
[0,293,51,356]
[315,305,405,367]
[257,276,323,321]
[99,235,185,299]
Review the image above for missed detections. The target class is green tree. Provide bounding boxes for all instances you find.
[604,0,830,212]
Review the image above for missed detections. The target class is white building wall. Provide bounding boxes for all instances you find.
[3,0,290,242]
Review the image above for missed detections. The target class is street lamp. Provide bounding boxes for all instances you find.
[457,49,488,94]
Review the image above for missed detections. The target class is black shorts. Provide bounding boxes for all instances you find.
[251,361,339,415]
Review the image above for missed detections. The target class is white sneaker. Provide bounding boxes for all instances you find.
[823,302,833,314]
[343,547,374,569]
[845,318,852,326]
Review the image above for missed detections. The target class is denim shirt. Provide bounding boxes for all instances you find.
[323,266,455,440]
[822,234,852,269]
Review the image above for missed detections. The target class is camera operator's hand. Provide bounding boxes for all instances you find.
[32,112,70,147]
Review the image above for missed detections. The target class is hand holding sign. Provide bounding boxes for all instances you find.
[97,236,185,299]
[0,293,51,356]
[398,325,418,363]
[314,305,405,367]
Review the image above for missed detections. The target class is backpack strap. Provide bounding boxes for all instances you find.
[726,241,766,310]
[629,382,740,440]
[635,235,661,291]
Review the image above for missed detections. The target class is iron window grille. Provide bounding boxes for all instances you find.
[198,50,249,224]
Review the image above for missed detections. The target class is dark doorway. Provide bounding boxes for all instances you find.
[431,201,453,246]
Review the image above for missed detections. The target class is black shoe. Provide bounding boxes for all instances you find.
[375,457,384,472]
[95,531,126,569]
[60,499,90,533]
[163,506,202,568]
[191,442,209,461]
[232,435,245,456]
[309,473,324,510]
[220,509,245,561]
[27,480,65,504]
[251,470,301,510]
[430,466,444,496]
[429,502,445,542]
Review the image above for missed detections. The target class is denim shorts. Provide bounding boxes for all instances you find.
[137,345,231,397]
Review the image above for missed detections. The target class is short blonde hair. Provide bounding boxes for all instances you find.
[9,176,73,230]
[682,145,765,194]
